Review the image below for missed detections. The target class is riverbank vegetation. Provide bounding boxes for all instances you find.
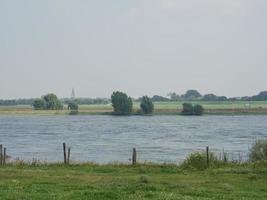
[140,96,154,114]
[111,91,133,115]
[181,103,204,116]
[33,94,63,110]
[1,90,267,115]
[2,90,267,107]
[1,101,267,115]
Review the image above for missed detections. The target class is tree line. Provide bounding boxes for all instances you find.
[1,90,267,106]
[31,92,204,116]
[166,90,267,102]
[110,91,203,116]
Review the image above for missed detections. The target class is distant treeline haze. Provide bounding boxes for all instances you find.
[1,90,267,106]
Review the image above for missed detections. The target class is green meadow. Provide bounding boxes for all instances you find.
[0,163,266,200]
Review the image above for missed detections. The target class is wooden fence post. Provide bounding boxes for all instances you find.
[206,146,209,167]
[67,147,71,165]
[132,148,137,165]
[3,148,6,165]
[63,143,67,164]
[0,144,2,166]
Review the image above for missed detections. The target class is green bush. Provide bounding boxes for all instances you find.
[181,152,219,170]
[33,98,46,110]
[181,103,194,115]
[111,91,133,115]
[68,101,78,111]
[194,104,204,115]
[249,139,267,162]
[140,96,154,114]
[181,103,204,116]
[43,93,63,110]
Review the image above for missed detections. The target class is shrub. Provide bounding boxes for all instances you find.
[33,98,46,110]
[33,94,63,110]
[194,104,204,115]
[181,103,194,115]
[181,152,219,170]
[181,103,204,116]
[68,101,78,111]
[249,139,267,162]
[140,96,154,114]
[43,93,63,110]
[111,91,133,115]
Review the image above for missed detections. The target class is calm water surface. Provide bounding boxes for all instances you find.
[0,115,266,163]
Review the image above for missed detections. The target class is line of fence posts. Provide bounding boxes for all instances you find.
[0,143,247,166]
[206,146,210,168]
[0,144,6,166]
[132,148,137,165]
[63,143,71,165]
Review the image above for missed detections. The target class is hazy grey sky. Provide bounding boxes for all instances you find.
[1,0,267,99]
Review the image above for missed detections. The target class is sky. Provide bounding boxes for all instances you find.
[0,0,267,99]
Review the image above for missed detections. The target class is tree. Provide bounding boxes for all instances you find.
[182,90,202,100]
[202,94,218,101]
[167,92,180,101]
[42,93,63,110]
[217,96,228,101]
[181,103,204,116]
[194,104,204,115]
[111,91,133,115]
[251,91,267,101]
[68,101,78,111]
[202,94,227,101]
[140,96,154,114]
[151,95,170,102]
[68,101,79,115]
[181,103,194,115]
[33,98,46,110]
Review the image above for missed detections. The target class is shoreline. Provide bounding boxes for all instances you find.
[1,109,267,116]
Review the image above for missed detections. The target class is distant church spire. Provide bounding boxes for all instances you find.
[71,88,76,99]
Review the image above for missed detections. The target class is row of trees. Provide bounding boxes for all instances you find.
[181,103,204,115]
[167,90,267,102]
[0,99,35,106]
[1,90,267,106]
[0,97,109,106]
[111,91,203,116]
[32,91,204,115]
[111,91,154,115]
[33,94,63,110]
[167,90,227,101]
[62,97,110,105]
[33,94,78,111]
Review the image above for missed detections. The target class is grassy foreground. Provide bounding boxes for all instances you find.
[0,163,267,199]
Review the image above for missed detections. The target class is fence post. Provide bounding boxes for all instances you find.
[0,144,2,166]
[67,147,71,165]
[132,148,137,165]
[3,148,6,165]
[63,143,67,165]
[206,146,209,167]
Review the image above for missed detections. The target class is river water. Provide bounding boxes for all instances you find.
[0,115,266,163]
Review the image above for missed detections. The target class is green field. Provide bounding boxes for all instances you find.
[1,101,267,115]
[0,163,266,199]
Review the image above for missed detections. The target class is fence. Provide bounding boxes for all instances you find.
[0,143,250,166]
